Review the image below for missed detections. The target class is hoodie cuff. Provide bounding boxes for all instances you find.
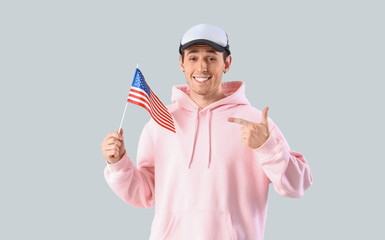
[253,130,282,161]
[105,151,134,175]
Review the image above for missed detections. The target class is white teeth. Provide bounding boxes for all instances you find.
[194,77,210,82]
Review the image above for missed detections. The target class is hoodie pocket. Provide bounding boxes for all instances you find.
[162,210,236,240]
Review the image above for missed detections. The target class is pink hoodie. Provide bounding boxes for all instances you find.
[104,81,313,240]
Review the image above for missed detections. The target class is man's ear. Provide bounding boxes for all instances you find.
[224,55,232,73]
[179,55,185,72]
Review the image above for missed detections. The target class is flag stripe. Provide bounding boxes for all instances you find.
[127,98,176,133]
[150,89,172,115]
[128,88,175,131]
[127,94,150,110]
[131,87,172,122]
[148,93,173,122]
[127,98,151,113]
[130,88,173,123]
[128,91,175,129]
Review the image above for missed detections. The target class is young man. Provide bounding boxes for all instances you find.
[102,24,313,240]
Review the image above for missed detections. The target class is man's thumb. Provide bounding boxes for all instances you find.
[117,128,124,140]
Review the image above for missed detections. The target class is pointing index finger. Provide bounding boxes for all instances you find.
[228,117,251,125]
[261,106,269,125]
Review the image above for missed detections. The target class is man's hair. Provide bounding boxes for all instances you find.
[180,49,229,63]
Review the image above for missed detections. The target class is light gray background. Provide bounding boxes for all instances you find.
[1,0,384,239]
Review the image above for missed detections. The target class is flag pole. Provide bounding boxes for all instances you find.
[117,64,139,135]
[118,102,128,135]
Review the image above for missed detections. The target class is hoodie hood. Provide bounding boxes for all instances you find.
[171,81,250,169]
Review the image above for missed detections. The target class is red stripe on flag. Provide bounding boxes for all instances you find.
[150,90,172,114]
[130,88,173,123]
[127,98,151,114]
[128,92,175,130]
[128,89,176,132]
[127,98,176,133]
[149,98,174,125]
[129,87,174,127]
[149,91,173,122]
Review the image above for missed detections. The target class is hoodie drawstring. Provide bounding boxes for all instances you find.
[207,109,212,169]
[188,108,199,169]
[188,108,213,169]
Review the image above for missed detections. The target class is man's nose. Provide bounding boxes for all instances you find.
[198,59,208,72]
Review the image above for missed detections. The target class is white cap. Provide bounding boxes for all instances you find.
[179,23,231,55]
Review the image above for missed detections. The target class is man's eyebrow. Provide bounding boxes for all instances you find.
[186,50,198,56]
[206,49,218,55]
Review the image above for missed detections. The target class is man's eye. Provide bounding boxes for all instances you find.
[208,57,216,61]
[189,57,196,61]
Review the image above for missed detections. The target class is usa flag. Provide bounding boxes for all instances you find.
[127,67,176,133]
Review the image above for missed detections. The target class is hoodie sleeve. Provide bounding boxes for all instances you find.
[253,122,313,198]
[104,123,155,208]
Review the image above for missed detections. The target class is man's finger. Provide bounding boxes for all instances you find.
[261,106,269,125]
[105,132,120,141]
[228,117,252,125]
[106,138,121,146]
[117,128,124,140]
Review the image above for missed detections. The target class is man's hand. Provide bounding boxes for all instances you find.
[228,106,270,149]
[101,129,126,164]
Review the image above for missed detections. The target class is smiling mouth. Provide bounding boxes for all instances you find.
[193,76,211,82]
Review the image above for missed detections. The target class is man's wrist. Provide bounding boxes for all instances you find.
[107,150,126,164]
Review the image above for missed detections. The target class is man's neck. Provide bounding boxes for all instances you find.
[189,92,227,109]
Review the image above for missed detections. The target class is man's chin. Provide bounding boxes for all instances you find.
[191,89,211,97]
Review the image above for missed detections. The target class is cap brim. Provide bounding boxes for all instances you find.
[179,39,230,54]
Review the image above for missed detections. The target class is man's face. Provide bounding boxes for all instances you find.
[179,44,231,99]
